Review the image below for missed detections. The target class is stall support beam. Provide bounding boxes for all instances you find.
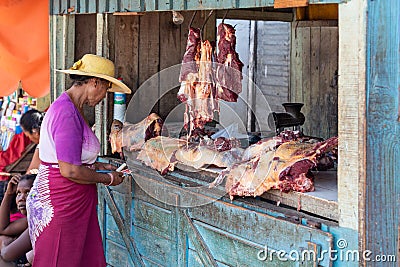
[50,15,75,101]
[338,0,366,232]
[95,14,110,155]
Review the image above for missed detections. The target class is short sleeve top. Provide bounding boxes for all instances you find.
[38,92,100,165]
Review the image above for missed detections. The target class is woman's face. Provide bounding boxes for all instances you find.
[22,128,40,144]
[16,179,34,215]
[86,78,111,107]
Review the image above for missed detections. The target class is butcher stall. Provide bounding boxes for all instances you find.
[49,0,399,266]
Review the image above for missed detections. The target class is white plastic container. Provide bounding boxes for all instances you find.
[113,92,126,122]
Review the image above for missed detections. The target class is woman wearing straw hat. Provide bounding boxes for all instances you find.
[25,54,131,266]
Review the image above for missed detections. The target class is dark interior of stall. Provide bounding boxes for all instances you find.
[74,4,339,222]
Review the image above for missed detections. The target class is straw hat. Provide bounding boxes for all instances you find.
[56,54,131,94]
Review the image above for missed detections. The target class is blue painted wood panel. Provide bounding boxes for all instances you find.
[132,226,175,266]
[105,240,132,267]
[132,199,174,240]
[365,0,400,263]
[98,160,360,266]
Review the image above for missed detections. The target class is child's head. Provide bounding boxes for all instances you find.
[16,174,36,215]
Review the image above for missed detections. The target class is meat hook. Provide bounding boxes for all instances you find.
[188,10,198,30]
[200,10,214,41]
[222,10,229,24]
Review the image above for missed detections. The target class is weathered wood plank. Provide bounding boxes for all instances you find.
[309,26,321,137]
[187,201,333,266]
[291,22,338,139]
[296,20,338,28]
[102,186,145,266]
[325,27,338,138]
[338,0,365,232]
[50,15,75,101]
[300,27,311,134]
[215,10,293,22]
[290,23,304,104]
[191,220,305,266]
[125,12,160,123]
[105,190,127,219]
[319,27,331,138]
[132,199,174,240]
[364,0,400,261]
[158,12,182,120]
[105,240,130,267]
[139,12,160,114]
[75,15,97,61]
[106,211,126,247]
[133,226,175,266]
[182,211,218,267]
[114,15,140,94]
[188,249,207,267]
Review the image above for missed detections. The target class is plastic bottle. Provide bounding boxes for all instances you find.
[113,79,126,122]
[113,93,126,122]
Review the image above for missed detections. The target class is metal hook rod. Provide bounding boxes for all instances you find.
[222,10,229,24]
[188,10,197,29]
[200,10,214,41]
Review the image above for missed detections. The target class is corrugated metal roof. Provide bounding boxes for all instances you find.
[50,0,347,15]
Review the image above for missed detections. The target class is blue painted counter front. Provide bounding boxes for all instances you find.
[98,157,358,267]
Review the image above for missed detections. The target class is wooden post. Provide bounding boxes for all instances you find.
[50,14,75,102]
[95,13,110,155]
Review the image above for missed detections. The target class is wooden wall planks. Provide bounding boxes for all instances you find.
[158,12,184,120]
[138,12,161,116]
[290,22,338,139]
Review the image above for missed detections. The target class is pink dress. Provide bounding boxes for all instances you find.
[10,212,25,222]
[26,92,106,267]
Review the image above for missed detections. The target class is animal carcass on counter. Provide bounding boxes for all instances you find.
[175,138,243,169]
[210,136,338,199]
[136,135,243,174]
[109,119,123,154]
[137,136,186,175]
[121,113,164,152]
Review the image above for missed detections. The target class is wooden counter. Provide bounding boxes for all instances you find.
[98,156,339,266]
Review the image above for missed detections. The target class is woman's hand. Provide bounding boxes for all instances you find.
[106,171,125,186]
[92,162,117,171]
[5,175,20,196]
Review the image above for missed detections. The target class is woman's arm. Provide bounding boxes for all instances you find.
[58,161,125,186]
[26,148,40,174]
[1,229,31,262]
[0,176,27,236]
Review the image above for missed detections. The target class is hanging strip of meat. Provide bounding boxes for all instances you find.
[178,24,244,135]
[179,27,201,84]
[178,31,218,133]
[215,23,244,102]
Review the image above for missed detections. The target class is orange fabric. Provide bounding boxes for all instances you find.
[0,0,49,97]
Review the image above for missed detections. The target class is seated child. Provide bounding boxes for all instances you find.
[0,174,36,266]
